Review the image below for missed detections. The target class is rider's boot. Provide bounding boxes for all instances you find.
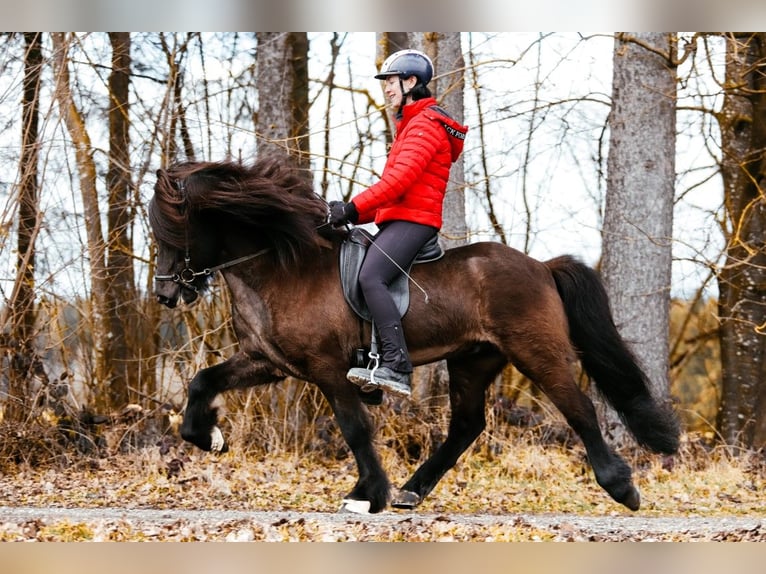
[347,322,412,398]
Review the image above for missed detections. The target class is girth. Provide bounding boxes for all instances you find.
[339,227,443,322]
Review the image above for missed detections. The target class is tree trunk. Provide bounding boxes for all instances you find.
[375,33,410,148]
[51,32,110,410]
[409,32,467,250]
[4,32,44,421]
[402,33,469,403]
[255,32,310,177]
[716,33,766,448]
[600,33,677,446]
[104,32,135,409]
[255,32,311,421]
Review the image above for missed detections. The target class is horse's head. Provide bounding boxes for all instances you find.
[149,157,330,308]
[152,237,211,308]
[150,167,217,308]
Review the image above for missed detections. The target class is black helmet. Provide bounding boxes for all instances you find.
[374,49,434,86]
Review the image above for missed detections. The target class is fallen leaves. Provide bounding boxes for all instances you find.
[0,429,764,541]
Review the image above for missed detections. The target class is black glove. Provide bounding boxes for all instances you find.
[328,201,358,226]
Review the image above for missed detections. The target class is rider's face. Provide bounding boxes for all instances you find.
[383,75,416,109]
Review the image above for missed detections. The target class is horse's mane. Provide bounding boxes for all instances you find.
[150,157,328,269]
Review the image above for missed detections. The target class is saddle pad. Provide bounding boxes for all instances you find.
[339,227,443,322]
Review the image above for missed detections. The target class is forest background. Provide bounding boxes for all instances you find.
[0,31,764,465]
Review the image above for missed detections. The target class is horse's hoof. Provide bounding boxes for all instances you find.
[338,499,371,514]
[621,486,641,511]
[210,426,226,453]
[358,387,384,406]
[391,489,420,509]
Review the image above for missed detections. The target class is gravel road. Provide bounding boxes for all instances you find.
[1,505,764,541]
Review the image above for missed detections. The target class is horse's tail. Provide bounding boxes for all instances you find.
[546,255,680,454]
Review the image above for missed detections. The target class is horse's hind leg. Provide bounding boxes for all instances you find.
[181,351,284,453]
[511,342,640,510]
[394,346,506,509]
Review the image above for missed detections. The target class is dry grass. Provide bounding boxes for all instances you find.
[0,385,763,521]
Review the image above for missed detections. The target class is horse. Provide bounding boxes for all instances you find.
[149,156,680,514]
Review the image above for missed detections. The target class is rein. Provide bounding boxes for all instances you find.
[154,249,270,293]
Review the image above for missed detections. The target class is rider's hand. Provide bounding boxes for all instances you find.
[328,201,358,226]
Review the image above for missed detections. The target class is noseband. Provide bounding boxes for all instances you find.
[154,177,269,292]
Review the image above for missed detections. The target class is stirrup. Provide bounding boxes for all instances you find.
[362,350,380,392]
[346,352,382,392]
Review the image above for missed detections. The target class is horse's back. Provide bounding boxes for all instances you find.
[405,241,564,347]
[422,241,556,295]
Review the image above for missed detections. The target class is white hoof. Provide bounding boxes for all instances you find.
[210,426,225,452]
[339,499,371,514]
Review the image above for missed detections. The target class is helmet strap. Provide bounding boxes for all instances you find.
[397,76,415,117]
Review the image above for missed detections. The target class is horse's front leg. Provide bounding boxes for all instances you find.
[180,351,284,453]
[321,385,391,514]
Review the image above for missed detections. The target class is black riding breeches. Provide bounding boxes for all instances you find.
[358,220,438,330]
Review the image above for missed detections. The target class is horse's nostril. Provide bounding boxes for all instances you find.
[156,294,177,308]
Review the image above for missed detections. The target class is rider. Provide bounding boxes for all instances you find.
[329,49,468,398]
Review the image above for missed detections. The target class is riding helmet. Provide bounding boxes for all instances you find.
[375,49,434,86]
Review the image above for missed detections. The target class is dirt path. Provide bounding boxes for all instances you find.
[1,505,763,541]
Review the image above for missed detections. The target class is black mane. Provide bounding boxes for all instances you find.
[150,157,328,269]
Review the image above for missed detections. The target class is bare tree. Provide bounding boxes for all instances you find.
[410,32,467,249]
[715,33,766,448]
[104,32,135,409]
[465,32,507,246]
[51,32,110,410]
[157,33,196,163]
[255,32,310,177]
[0,32,747,448]
[600,33,678,446]
[253,32,312,423]
[4,32,44,421]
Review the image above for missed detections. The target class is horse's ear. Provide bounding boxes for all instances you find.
[156,168,165,179]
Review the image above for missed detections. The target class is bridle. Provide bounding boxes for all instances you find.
[153,177,269,293]
[154,250,270,293]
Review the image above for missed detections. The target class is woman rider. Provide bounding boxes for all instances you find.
[329,49,468,398]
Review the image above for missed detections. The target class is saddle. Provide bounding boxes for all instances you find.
[339,227,444,322]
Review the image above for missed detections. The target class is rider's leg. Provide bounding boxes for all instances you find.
[347,221,437,398]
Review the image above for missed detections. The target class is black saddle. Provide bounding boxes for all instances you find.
[339,227,444,322]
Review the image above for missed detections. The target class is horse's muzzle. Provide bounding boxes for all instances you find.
[156,293,178,308]
[155,283,199,308]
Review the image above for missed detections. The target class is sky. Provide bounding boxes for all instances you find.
[0,31,736,304]
[2,23,763,312]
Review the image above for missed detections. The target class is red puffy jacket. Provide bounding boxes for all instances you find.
[351,97,468,229]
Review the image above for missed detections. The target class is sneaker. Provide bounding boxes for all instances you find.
[347,366,412,398]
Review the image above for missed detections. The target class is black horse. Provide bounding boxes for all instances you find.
[149,157,680,513]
